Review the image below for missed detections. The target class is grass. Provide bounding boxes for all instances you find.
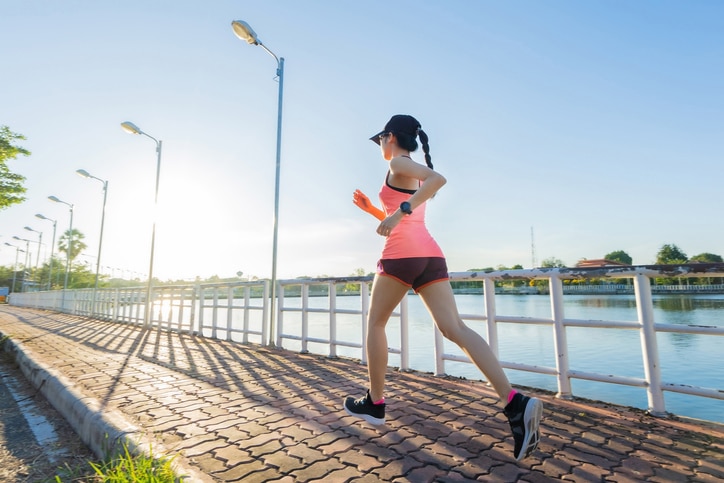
[54,444,178,483]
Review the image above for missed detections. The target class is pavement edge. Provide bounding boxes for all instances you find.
[0,332,215,483]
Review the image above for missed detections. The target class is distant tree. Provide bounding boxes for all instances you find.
[0,125,31,210]
[656,244,688,264]
[688,253,723,263]
[688,253,724,285]
[57,229,87,262]
[541,257,566,268]
[605,250,632,265]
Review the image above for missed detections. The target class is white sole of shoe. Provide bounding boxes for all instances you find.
[518,398,543,461]
[344,406,385,426]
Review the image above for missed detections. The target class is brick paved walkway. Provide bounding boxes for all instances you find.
[1,305,723,482]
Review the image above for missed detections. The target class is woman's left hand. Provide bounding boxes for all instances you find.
[376,212,402,237]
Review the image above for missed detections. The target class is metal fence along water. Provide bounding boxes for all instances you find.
[9,264,724,423]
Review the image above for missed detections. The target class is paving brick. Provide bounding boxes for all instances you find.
[213,445,250,465]
[398,464,448,483]
[261,451,307,474]
[182,438,227,457]
[311,465,363,482]
[570,462,611,481]
[337,448,386,472]
[372,458,424,480]
[212,459,269,481]
[285,444,327,465]
[289,459,346,482]
[190,454,226,475]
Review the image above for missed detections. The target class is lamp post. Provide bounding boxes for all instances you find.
[231,19,285,346]
[35,213,57,290]
[12,236,31,292]
[4,242,24,293]
[76,169,109,312]
[48,195,74,309]
[24,226,43,284]
[120,121,162,329]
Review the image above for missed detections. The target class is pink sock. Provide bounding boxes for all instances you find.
[373,398,385,405]
[507,390,518,404]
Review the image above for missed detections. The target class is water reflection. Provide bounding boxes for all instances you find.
[654,294,724,313]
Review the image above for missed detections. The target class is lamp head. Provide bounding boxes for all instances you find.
[35,213,49,221]
[232,20,260,45]
[48,195,61,203]
[76,169,91,178]
[121,121,142,135]
[23,226,34,232]
[12,236,20,241]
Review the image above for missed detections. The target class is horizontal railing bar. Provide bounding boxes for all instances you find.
[568,370,648,388]
[495,315,553,325]
[662,383,724,400]
[654,324,724,335]
[563,319,640,329]
[500,361,559,376]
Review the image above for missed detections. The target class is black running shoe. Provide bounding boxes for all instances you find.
[344,390,385,425]
[504,392,543,461]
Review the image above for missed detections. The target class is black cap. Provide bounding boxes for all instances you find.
[370,114,421,145]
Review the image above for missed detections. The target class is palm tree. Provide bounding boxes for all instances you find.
[58,228,87,262]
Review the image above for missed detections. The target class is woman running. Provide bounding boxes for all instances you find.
[343,114,543,461]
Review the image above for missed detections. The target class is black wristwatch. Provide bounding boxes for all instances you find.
[400,201,413,215]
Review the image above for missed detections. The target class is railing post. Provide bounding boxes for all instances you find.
[433,324,445,376]
[261,281,270,346]
[634,271,666,416]
[211,287,219,339]
[226,285,234,341]
[198,286,206,335]
[329,282,338,358]
[190,284,199,335]
[301,283,309,353]
[113,288,120,322]
[400,294,409,371]
[360,281,369,365]
[550,273,572,399]
[242,285,250,343]
[273,282,281,347]
[483,278,499,357]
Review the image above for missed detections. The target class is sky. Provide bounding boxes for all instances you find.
[1,1,723,281]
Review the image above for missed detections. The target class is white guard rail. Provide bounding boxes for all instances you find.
[8,263,724,419]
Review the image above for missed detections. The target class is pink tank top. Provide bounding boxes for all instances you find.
[379,176,444,260]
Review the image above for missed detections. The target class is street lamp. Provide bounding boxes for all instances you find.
[35,213,57,290]
[24,226,43,273]
[232,19,285,346]
[48,196,74,297]
[120,121,162,328]
[12,236,31,292]
[76,169,109,309]
[4,242,24,293]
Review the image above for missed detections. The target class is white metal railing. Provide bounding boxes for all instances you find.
[8,263,724,420]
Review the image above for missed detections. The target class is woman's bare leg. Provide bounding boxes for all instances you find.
[418,280,513,403]
[366,275,410,402]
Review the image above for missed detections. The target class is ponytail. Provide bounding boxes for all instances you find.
[417,129,433,170]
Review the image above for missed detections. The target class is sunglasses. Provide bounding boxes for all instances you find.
[378,132,390,142]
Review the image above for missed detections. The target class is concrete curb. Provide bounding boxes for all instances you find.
[1,334,214,483]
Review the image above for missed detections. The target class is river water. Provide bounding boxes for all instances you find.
[266,293,724,424]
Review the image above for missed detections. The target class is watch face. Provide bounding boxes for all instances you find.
[401,201,412,214]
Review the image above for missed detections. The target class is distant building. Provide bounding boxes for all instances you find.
[575,259,630,268]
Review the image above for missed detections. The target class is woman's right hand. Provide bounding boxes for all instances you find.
[353,189,386,221]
